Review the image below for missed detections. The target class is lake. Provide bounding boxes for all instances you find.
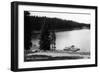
[56,29,90,52]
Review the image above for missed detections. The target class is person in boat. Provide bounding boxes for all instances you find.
[64,45,80,52]
[70,45,80,52]
[70,45,75,50]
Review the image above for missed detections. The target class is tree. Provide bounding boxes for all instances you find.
[39,17,51,51]
[50,31,56,50]
[24,11,32,50]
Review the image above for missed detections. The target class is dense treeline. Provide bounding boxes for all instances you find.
[27,15,90,32]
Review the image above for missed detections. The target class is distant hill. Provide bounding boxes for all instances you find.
[25,15,90,32]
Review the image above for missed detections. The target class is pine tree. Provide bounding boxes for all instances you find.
[24,11,32,50]
[39,17,51,51]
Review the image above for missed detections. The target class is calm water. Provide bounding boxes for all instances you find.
[56,29,90,52]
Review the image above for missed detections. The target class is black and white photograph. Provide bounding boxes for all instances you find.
[11,1,97,71]
[24,11,91,62]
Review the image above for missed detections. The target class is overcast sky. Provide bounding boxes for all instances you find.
[29,11,91,24]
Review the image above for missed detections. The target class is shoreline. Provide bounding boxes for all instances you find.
[24,50,90,62]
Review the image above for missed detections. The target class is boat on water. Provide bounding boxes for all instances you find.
[63,45,80,52]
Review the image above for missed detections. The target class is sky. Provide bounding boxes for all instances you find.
[29,11,91,24]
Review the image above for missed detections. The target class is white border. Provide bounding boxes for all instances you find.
[18,5,96,68]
